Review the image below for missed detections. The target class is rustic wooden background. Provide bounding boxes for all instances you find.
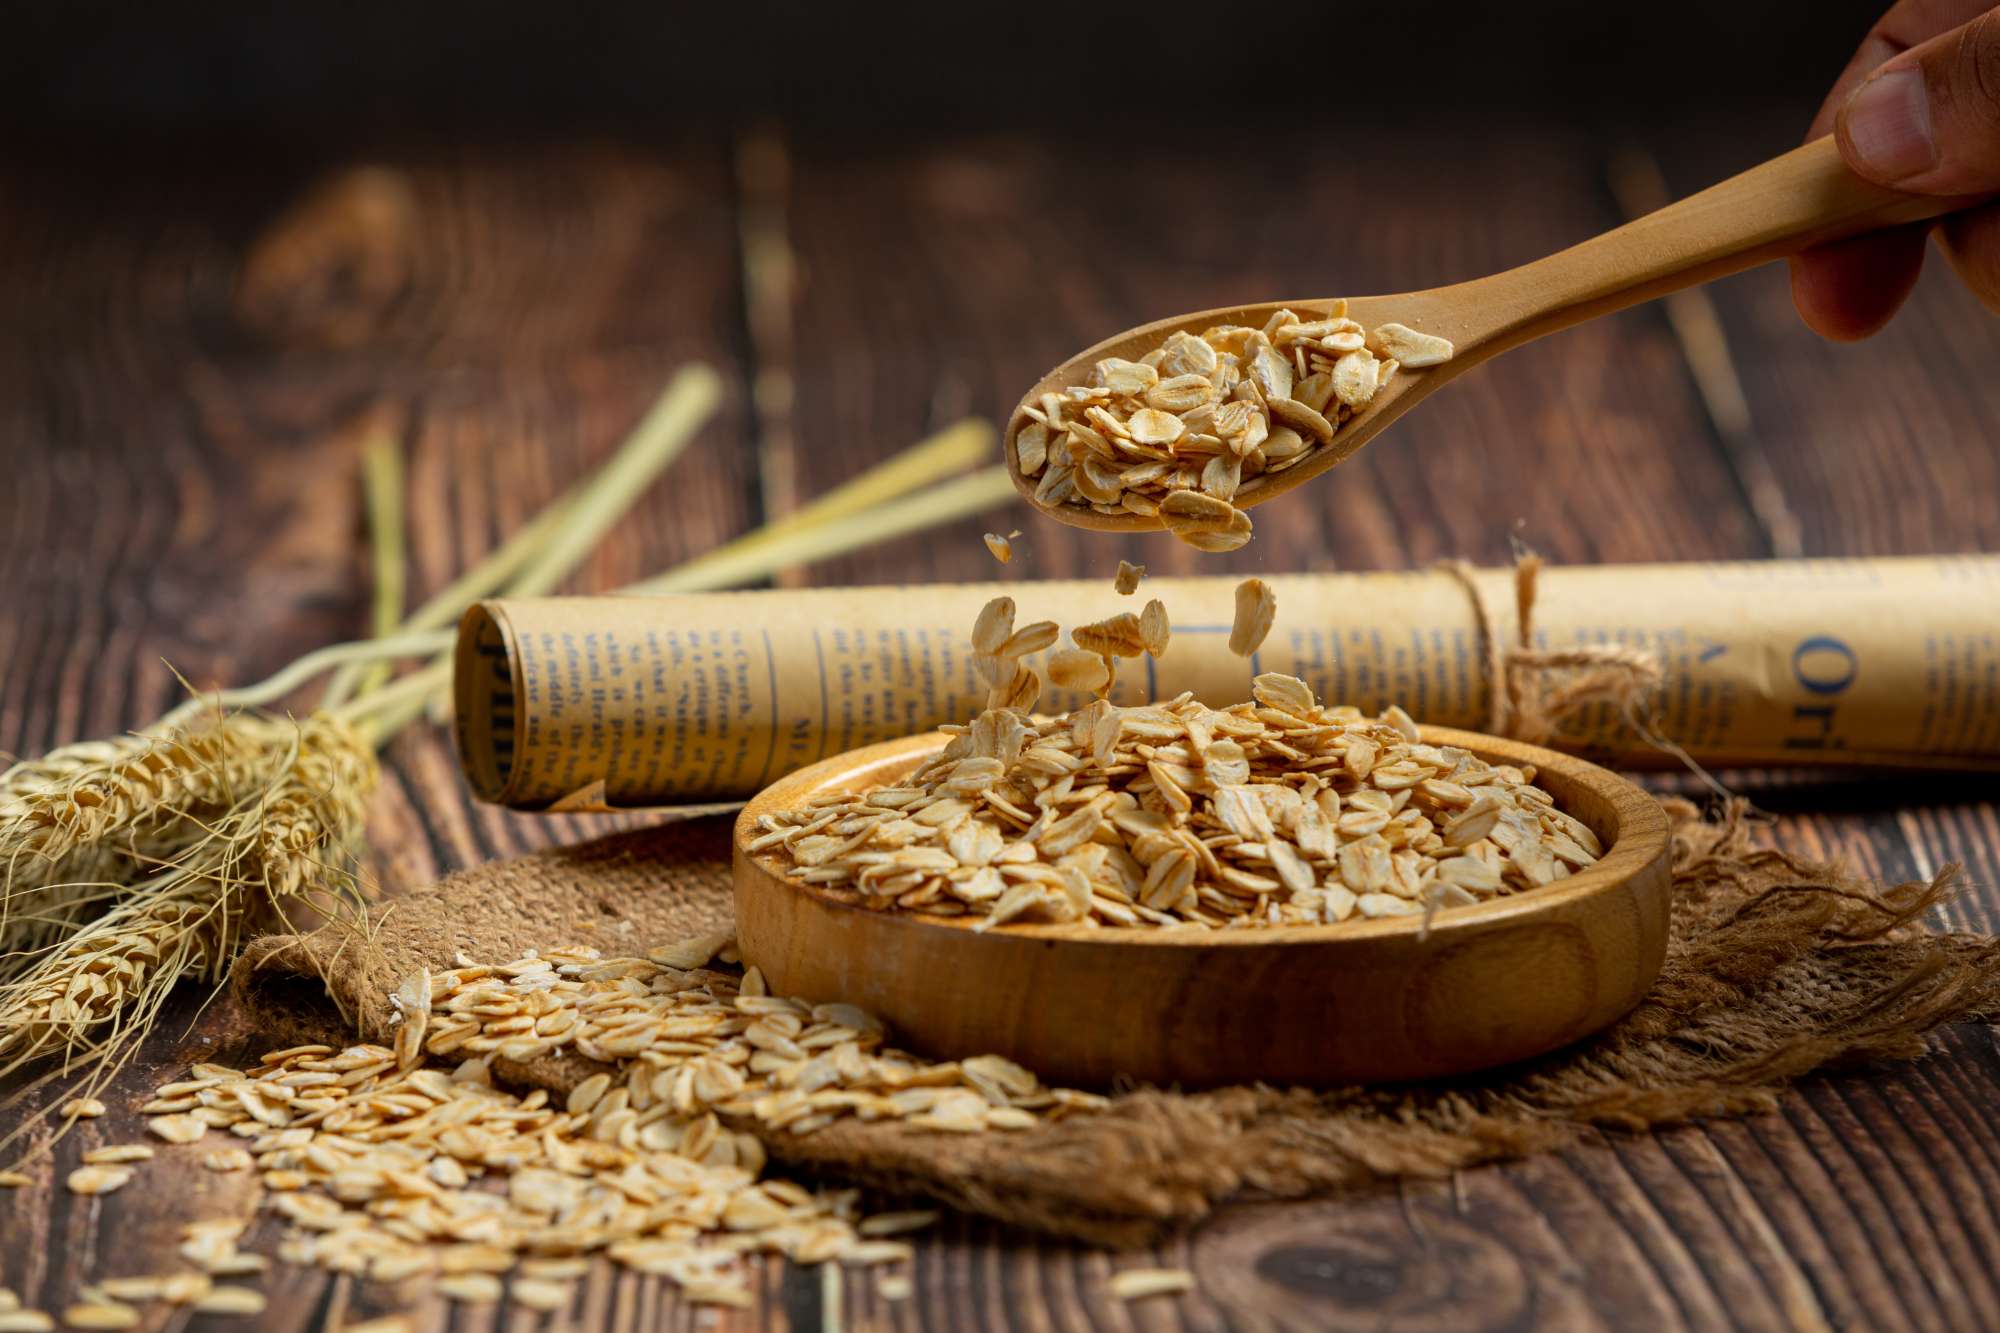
[6,85,2000,1332]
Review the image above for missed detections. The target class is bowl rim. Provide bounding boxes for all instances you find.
[735,724,1670,950]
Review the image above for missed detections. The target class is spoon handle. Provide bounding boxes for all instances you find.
[1453,135,1978,355]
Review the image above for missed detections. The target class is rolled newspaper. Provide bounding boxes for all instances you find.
[455,555,2000,808]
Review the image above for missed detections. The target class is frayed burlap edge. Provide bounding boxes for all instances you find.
[232,800,2000,1248]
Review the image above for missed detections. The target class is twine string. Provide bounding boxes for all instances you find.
[1436,555,1729,798]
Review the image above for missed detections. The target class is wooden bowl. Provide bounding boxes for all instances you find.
[733,728,1671,1088]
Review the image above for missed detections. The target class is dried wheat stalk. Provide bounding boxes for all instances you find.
[1,720,275,883]
[0,717,293,982]
[0,715,375,1086]
[0,365,1008,1149]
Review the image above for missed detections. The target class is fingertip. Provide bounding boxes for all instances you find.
[1788,225,1930,341]
[1789,257,1866,341]
[1940,201,2000,316]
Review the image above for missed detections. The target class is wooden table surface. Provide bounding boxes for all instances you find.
[5,109,2000,1331]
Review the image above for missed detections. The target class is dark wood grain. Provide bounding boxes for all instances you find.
[1646,114,2000,559]
[3,107,2000,1331]
[779,123,1768,589]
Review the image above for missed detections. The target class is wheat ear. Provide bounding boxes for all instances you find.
[0,714,281,956]
[0,714,375,1083]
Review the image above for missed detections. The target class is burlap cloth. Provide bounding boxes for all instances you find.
[232,799,2000,1248]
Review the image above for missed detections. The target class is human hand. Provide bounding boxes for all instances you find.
[1790,0,2000,338]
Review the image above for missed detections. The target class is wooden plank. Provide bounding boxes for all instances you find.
[0,140,773,1332]
[4,114,2000,1332]
[0,142,755,765]
[1646,120,2000,557]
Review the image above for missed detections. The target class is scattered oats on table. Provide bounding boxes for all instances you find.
[438,1274,502,1305]
[145,1112,206,1144]
[79,1145,152,1165]
[65,1165,133,1196]
[59,1303,138,1331]
[192,1287,267,1317]
[114,941,1089,1313]
[1013,305,1453,549]
[1109,1268,1197,1300]
[162,1272,217,1303]
[341,1319,415,1333]
[858,1209,940,1236]
[512,1277,573,1311]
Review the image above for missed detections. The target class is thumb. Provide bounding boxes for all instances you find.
[1837,7,2000,195]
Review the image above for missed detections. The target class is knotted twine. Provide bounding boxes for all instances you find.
[1437,554,1664,749]
[235,800,2000,1247]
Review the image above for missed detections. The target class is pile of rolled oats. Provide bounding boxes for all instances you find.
[751,594,1598,932]
[40,942,1100,1321]
[754,678,1599,930]
[1014,306,1453,549]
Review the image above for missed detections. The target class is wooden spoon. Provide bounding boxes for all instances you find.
[734,727,1671,1088]
[1006,136,1976,532]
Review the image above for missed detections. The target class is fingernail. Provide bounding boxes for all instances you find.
[1842,68,1936,181]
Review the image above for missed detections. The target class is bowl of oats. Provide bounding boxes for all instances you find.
[732,678,1672,1088]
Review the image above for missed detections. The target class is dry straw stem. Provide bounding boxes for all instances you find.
[151,632,457,735]
[323,430,408,706]
[622,461,1013,598]
[1,362,938,1159]
[411,420,993,717]
[342,452,1016,740]
[326,393,988,740]
[164,367,728,732]
[504,366,724,600]
[0,374,1003,1096]
[638,418,994,593]
[150,365,731,742]
[0,715,375,1113]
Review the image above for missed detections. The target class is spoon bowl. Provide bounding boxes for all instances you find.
[734,726,1673,1088]
[1006,292,1471,529]
[1007,137,1977,531]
